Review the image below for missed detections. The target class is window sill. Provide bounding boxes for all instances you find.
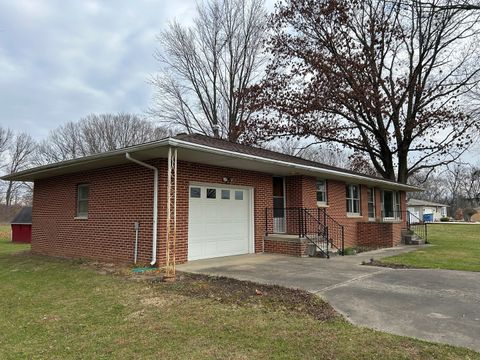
[382,219,402,223]
[317,202,329,208]
[346,213,362,218]
[74,216,88,220]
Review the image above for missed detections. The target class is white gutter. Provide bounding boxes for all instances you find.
[0,138,171,181]
[167,138,422,192]
[2,135,421,192]
[125,153,158,266]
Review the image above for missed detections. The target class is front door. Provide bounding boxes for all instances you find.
[273,177,285,233]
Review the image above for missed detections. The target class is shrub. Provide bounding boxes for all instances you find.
[440,217,450,222]
[342,247,357,255]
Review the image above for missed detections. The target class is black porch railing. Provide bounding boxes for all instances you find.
[406,211,428,242]
[265,207,345,258]
[380,210,428,242]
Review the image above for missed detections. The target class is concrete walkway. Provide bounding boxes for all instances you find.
[178,246,480,352]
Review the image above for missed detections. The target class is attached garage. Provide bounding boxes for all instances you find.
[188,184,253,261]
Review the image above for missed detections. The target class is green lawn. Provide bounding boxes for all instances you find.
[382,224,480,272]
[0,230,478,359]
[0,224,30,254]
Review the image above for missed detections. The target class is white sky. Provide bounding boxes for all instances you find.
[0,0,477,163]
[0,0,275,139]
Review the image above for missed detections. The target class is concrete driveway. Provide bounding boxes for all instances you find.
[178,247,480,352]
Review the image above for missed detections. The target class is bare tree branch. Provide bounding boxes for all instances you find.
[35,113,169,165]
[150,0,267,142]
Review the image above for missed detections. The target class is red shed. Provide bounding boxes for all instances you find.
[11,207,32,243]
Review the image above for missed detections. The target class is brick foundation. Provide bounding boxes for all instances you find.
[264,236,308,257]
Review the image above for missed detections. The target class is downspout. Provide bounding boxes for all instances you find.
[126,153,158,266]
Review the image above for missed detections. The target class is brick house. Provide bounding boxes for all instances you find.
[2,134,420,265]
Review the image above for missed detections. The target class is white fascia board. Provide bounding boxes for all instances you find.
[167,139,423,192]
[2,136,423,192]
[1,139,171,181]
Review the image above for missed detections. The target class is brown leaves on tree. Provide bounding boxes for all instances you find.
[243,0,480,183]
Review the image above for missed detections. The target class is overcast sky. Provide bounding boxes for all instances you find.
[0,0,273,139]
[0,1,477,163]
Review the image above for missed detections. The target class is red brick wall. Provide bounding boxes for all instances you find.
[32,160,272,265]
[32,161,160,264]
[317,180,406,248]
[31,156,407,264]
[356,222,403,248]
[264,238,308,257]
[285,176,317,208]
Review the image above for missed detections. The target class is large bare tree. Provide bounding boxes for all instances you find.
[150,0,267,142]
[0,127,12,170]
[246,0,480,183]
[4,132,36,207]
[35,113,169,165]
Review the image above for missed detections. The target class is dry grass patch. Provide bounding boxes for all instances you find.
[0,232,479,359]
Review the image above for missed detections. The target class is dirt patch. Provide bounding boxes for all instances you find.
[150,272,338,322]
[76,259,338,322]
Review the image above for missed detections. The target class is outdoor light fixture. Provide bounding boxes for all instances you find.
[223,177,232,184]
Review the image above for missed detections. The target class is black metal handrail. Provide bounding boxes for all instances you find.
[264,207,345,257]
[302,209,329,258]
[406,211,428,242]
[312,208,345,255]
[380,210,428,241]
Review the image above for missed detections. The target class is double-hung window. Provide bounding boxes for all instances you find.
[316,179,327,205]
[76,184,90,218]
[346,184,360,215]
[382,190,401,219]
[367,188,375,220]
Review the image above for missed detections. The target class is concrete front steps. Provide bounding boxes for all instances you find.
[307,241,341,257]
[401,229,426,245]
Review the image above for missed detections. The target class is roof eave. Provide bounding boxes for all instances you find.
[2,137,423,192]
[168,138,423,192]
[1,138,172,182]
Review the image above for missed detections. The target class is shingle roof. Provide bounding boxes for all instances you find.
[407,199,449,207]
[11,207,32,224]
[1,132,422,191]
[174,133,394,184]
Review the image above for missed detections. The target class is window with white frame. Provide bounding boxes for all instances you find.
[76,184,90,218]
[382,190,401,219]
[367,188,375,219]
[441,207,447,217]
[316,179,327,204]
[346,184,360,215]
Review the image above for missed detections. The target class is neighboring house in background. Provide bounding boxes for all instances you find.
[407,199,449,222]
[10,207,32,243]
[1,134,420,265]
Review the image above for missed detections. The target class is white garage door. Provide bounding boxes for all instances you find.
[188,184,252,261]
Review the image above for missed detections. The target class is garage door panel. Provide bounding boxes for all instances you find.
[188,185,252,261]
